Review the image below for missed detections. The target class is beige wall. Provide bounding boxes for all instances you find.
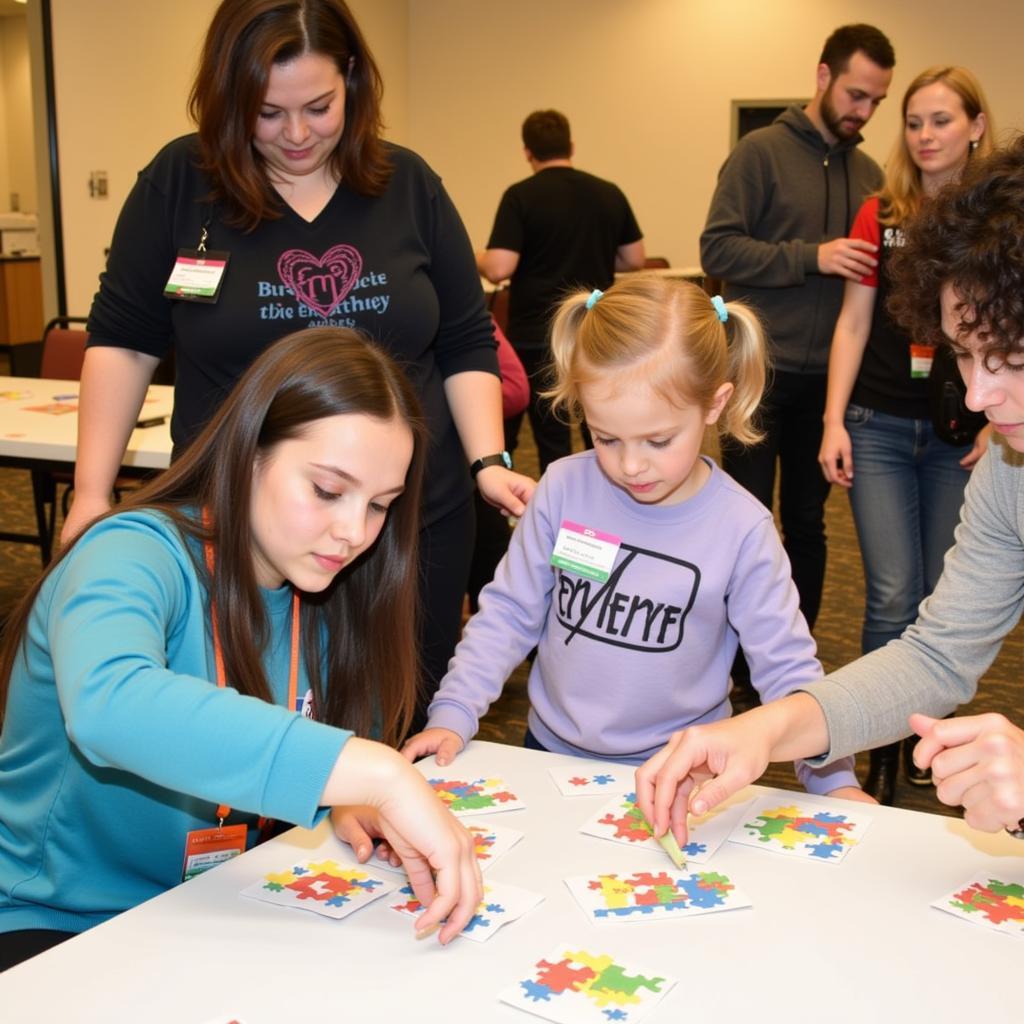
[40,0,1024,316]
[408,0,1024,270]
[0,15,35,215]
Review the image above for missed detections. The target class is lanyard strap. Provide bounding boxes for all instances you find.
[203,535,300,825]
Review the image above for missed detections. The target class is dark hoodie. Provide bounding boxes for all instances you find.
[700,106,883,373]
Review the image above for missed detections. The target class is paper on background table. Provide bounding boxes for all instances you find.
[579,791,752,864]
[499,943,677,1023]
[564,867,752,924]
[727,795,872,863]
[930,874,1024,937]
[390,879,544,943]
[424,772,526,816]
[239,858,397,920]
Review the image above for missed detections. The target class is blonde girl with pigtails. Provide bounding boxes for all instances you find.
[403,277,869,804]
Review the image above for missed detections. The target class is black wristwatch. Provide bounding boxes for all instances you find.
[469,451,513,478]
[1007,819,1024,840]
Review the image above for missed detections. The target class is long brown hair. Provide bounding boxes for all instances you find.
[0,329,425,745]
[189,0,392,230]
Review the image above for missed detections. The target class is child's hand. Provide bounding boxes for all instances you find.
[401,727,465,766]
[826,785,877,804]
[330,805,404,867]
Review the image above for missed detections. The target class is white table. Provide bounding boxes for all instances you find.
[0,376,173,470]
[1,740,1019,1022]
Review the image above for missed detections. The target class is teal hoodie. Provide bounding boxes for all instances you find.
[0,510,349,935]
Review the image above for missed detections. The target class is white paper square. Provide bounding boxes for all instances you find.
[341,820,525,875]
[499,943,676,1022]
[547,763,634,797]
[240,858,396,919]
[564,867,752,924]
[424,772,526,816]
[389,879,544,942]
[931,874,1024,937]
[727,795,872,863]
[579,791,751,864]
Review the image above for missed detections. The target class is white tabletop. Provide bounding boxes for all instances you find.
[0,376,173,470]
[1,740,1019,1022]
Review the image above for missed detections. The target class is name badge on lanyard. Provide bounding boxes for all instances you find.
[910,343,936,379]
[550,519,622,582]
[164,225,229,303]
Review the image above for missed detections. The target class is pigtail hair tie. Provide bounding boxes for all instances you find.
[711,295,729,322]
[585,289,603,310]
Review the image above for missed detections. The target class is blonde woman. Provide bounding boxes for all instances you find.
[817,67,994,802]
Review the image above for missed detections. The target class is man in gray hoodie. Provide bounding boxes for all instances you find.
[701,24,894,635]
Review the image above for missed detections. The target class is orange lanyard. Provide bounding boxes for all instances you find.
[203,537,300,824]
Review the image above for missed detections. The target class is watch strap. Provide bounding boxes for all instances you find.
[470,451,512,478]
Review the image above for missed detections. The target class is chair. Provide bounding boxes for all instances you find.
[643,256,670,269]
[30,318,142,564]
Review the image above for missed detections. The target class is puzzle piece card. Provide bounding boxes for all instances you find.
[240,858,396,920]
[931,875,1024,937]
[390,880,543,942]
[547,763,634,797]
[342,820,525,875]
[425,773,525,816]
[579,791,750,864]
[499,944,676,1022]
[727,795,871,862]
[564,868,752,924]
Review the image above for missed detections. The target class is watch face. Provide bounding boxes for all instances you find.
[500,452,512,469]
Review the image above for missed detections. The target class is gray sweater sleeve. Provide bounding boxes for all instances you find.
[700,140,819,287]
[800,440,1024,763]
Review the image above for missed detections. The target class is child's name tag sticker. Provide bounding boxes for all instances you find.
[550,519,621,582]
[910,343,936,379]
[164,249,230,303]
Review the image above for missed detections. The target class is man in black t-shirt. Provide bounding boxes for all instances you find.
[478,110,644,470]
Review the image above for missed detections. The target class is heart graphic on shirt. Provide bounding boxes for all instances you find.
[277,244,364,318]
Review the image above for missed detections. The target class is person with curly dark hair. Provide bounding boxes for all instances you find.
[634,136,1024,849]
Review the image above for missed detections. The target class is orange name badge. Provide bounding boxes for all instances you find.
[910,343,936,379]
[182,824,248,882]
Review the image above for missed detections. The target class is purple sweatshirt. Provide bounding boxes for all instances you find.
[428,452,857,794]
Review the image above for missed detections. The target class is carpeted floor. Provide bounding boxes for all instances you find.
[0,400,1019,817]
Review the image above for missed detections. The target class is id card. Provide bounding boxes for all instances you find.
[164,249,230,303]
[910,343,936,379]
[182,823,248,881]
[550,519,621,582]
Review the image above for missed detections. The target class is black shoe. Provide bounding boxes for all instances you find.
[864,743,899,805]
[903,737,932,786]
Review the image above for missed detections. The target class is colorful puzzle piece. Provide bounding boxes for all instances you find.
[240,858,395,920]
[580,792,751,864]
[501,945,676,1022]
[426,775,525,816]
[566,869,751,923]
[728,796,871,863]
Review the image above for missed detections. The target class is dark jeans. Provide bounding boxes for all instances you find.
[523,727,548,752]
[507,346,573,473]
[721,369,830,631]
[0,929,75,972]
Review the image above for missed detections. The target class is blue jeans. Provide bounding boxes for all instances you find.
[845,404,970,655]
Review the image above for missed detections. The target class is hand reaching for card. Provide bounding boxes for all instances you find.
[401,727,465,766]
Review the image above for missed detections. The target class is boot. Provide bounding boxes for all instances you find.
[864,743,899,805]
